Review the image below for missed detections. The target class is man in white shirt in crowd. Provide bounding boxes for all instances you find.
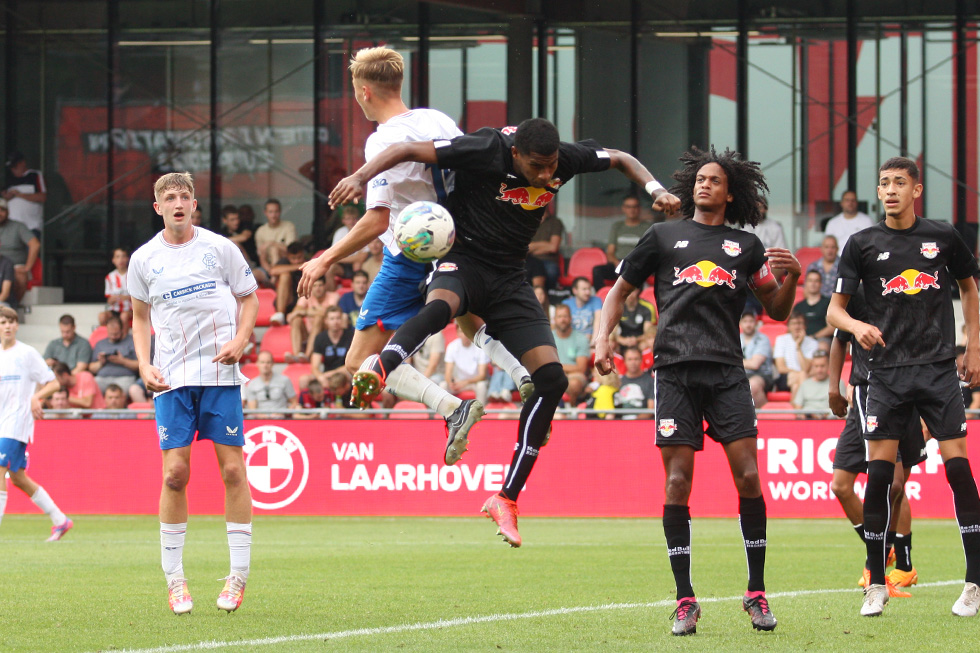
[824,189,873,251]
[773,311,819,396]
[3,151,46,237]
[254,198,297,277]
[129,172,258,616]
[443,332,489,404]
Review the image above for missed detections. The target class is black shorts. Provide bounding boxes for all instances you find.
[861,360,967,441]
[833,387,928,473]
[653,362,757,451]
[427,251,554,360]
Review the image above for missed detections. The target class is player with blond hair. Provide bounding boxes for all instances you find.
[130,172,259,615]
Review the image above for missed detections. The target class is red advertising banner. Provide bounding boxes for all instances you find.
[5,419,971,518]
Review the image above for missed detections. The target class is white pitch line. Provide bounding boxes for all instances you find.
[106,580,964,653]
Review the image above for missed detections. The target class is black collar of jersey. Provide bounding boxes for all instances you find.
[879,216,920,235]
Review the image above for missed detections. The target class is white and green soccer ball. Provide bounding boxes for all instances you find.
[394,201,456,264]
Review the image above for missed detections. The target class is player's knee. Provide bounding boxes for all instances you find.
[732,466,761,495]
[220,460,247,488]
[664,473,692,503]
[163,463,190,492]
[530,363,567,402]
[420,298,454,327]
[831,476,854,500]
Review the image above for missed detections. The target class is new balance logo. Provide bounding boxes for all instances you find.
[877,252,890,261]
[674,241,689,248]
[226,426,239,436]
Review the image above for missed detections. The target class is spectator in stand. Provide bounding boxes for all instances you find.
[824,189,873,251]
[793,270,834,345]
[791,350,834,419]
[238,203,257,231]
[592,195,649,290]
[741,196,787,250]
[0,241,14,308]
[295,378,329,419]
[526,211,565,290]
[89,314,142,400]
[614,346,655,419]
[286,275,334,364]
[442,331,489,404]
[3,150,46,237]
[219,205,269,288]
[0,196,40,303]
[43,314,92,374]
[562,276,603,342]
[487,365,519,402]
[305,305,354,390]
[739,309,774,408]
[552,303,590,404]
[326,205,369,285]
[409,331,446,386]
[244,351,297,419]
[190,207,203,226]
[98,247,132,330]
[254,199,297,278]
[806,234,840,298]
[91,383,129,418]
[339,270,369,327]
[324,371,354,410]
[361,238,384,284]
[52,361,104,410]
[614,285,656,353]
[773,311,819,396]
[46,388,73,413]
[268,242,309,326]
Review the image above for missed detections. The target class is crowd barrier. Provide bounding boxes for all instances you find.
[6,419,975,518]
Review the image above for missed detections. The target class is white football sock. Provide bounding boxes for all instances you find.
[30,487,66,526]
[161,522,187,582]
[227,522,252,580]
[474,324,529,387]
[386,364,460,418]
[0,490,7,527]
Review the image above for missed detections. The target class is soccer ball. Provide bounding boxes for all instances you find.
[394,201,456,264]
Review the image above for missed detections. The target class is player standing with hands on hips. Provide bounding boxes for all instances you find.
[595,146,801,636]
[129,172,259,615]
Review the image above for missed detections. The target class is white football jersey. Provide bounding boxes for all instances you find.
[365,109,462,256]
[0,341,56,443]
[128,227,258,392]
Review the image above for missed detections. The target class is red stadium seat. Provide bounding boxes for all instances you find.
[88,325,108,348]
[454,390,477,401]
[767,391,792,402]
[281,363,310,394]
[559,247,607,287]
[759,401,795,419]
[27,256,42,289]
[127,401,155,418]
[239,363,259,381]
[258,325,293,363]
[254,288,278,327]
[794,247,822,284]
[759,321,785,346]
[442,322,458,345]
[490,402,519,418]
[639,286,656,307]
[597,285,612,302]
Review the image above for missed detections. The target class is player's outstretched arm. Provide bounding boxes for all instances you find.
[132,298,170,393]
[605,149,680,217]
[328,142,438,209]
[214,291,259,365]
[594,276,636,375]
[826,292,885,351]
[827,335,849,417]
[957,275,980,387]
[297,208,389,298]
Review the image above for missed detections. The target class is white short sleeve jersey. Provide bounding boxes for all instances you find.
[128,227,258,392]
[365,109,462,256]
[0,341,56,443]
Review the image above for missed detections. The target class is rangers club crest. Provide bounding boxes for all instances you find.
[866,416,879,433]
[920,242,939,259]
[722,240,741,257]
[658,419,677,437]
[202,252,218,270]
[244,425,310,510]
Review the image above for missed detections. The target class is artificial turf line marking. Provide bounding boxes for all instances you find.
[108,579,964,653]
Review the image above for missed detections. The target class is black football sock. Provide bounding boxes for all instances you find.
[499,363,566,502]
[854,523,872,569]
[863,460,894,586]
[894,533,913,572]
[739,495,768,593]
[945,457,980,585]
[663,504,695,601]
[377,299,454,376]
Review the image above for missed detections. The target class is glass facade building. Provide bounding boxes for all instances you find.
[3,1,980,300]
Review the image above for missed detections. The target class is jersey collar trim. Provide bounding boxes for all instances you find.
[157,227,200,249]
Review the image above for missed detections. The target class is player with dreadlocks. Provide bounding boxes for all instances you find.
[595,146,801,636]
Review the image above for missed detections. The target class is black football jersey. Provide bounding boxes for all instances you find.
[619,219,771,369]
[835,217,979,369]
[434,128,611,267]
[834,285,869,386]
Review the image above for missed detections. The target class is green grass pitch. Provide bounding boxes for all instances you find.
[0,515,973,651]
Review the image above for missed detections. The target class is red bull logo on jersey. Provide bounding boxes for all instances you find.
[722,239,742,257]
[921,242,940,259]
[658,419,677,437]
[496,182,558,211]
[673,260,737,289]
[866,416,878,432]
[880,269,940,296]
